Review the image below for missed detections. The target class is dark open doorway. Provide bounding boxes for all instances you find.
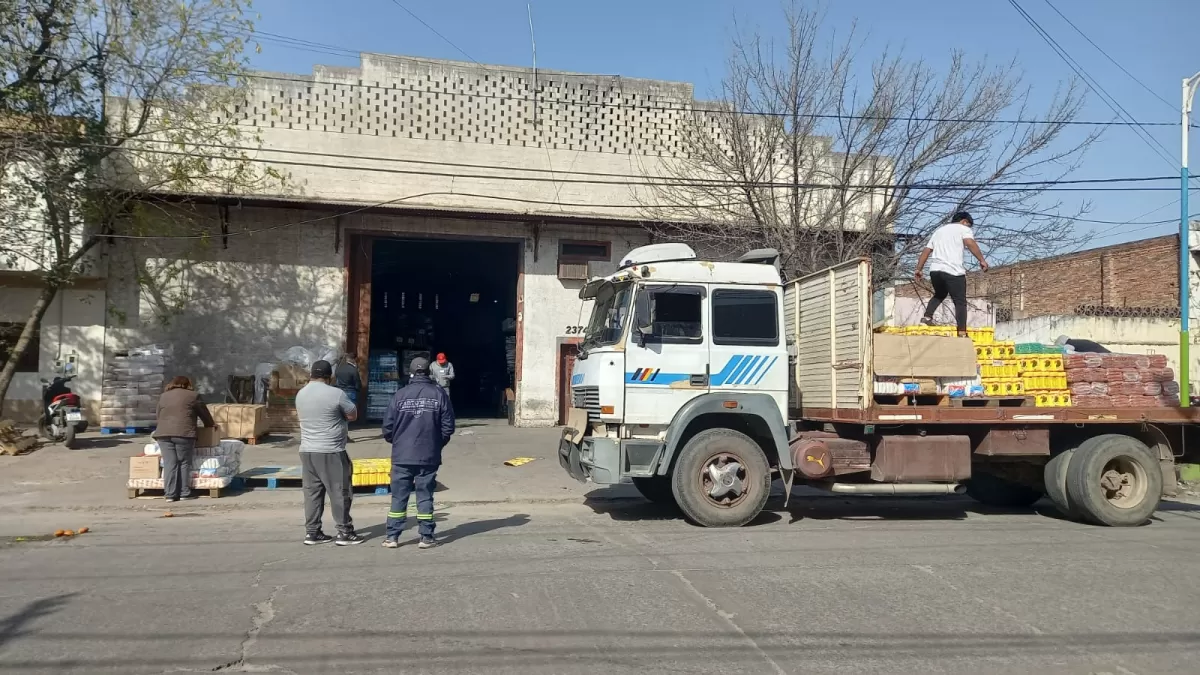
[367,237,520,419]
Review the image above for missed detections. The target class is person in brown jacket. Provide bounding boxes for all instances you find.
[154,376,217,502]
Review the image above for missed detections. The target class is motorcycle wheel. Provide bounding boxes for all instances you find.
[63,424,77,449]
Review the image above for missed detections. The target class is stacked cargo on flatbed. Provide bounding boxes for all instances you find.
[784,258,1196,424]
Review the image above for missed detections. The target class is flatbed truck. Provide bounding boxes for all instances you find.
[558,243,1197,527]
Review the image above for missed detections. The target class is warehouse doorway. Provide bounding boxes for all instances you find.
[352,236,521,420]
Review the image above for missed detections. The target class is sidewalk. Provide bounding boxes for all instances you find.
[0,419,637,512]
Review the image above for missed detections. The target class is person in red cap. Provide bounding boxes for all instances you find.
[429,352,455,392]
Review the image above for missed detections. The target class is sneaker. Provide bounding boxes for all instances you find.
[165,497,179,503]
[335,532,366,546]
[919,316,934,326]
[179,494,199,501]
[381,538,400,549]
[304,532,333,546]
[418,536,439,549]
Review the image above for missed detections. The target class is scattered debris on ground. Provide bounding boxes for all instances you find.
[0,420,42,456]
[503,457,537,467]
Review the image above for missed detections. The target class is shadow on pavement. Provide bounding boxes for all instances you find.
[0,593,77,649]
[439,513,530,544]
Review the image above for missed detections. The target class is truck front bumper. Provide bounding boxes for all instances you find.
[557,431,621,485]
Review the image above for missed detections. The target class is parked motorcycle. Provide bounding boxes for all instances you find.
[40,375,87,448]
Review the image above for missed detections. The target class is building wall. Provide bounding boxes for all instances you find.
[102,204,649,425]
[897,235,1179,319]
[0,282,106,423]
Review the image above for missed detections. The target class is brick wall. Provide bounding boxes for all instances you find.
[898,235,1179,319]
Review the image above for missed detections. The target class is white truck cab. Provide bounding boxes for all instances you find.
[559,243,794,526]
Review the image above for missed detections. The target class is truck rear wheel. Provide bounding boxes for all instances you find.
[1066,434,1162,526]
[671,428,771,527]
[631,476,676,506]
[1043,448,1080,520]
[965,470,1042,508]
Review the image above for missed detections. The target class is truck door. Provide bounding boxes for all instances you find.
[625,284,709,424]
[708,286,787,403]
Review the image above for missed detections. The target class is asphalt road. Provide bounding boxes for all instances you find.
[2,497,1199,674]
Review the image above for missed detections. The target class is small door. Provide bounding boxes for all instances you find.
[624,284,710,424]
[558,342,580,425]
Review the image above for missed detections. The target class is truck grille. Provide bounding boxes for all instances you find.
[572,386,601,423]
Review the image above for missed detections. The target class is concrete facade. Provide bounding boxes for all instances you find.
[0,283,106,423]
[102,204,649,426]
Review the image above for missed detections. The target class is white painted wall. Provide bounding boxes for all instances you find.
[0,286,106,422]
[102,204,650,424]
[995,315,1197,395]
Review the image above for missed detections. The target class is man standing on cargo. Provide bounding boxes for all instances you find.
[295,359,364,546]
[914,211,989,337]
[381,356,455,549]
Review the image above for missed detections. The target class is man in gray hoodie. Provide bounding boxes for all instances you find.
[430,352,455,392]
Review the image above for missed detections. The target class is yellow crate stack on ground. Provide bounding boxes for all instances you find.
[351,458,391,487]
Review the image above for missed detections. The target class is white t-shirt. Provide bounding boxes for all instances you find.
[926,223,975,276]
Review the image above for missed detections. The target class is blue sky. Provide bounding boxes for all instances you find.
[248,0,1198,250]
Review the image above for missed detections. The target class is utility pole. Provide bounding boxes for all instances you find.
[1181,71,1200,407]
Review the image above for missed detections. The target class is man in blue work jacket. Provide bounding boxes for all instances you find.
[381,356,456,549]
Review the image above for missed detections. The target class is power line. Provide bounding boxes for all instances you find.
[1006,0,1177,168]
[14,135,1194,192]
[386,0,486,67]
[5,124,1185,189]
[1040,0,1175,112]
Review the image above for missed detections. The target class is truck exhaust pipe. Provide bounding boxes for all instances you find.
[813,482,966,496]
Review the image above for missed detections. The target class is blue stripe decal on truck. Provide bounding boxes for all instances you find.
[622,354,777,388]
[740,356,769,384]
[752,356,778,384]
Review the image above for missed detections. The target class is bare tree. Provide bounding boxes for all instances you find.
[0,0,285,408]
[640,4,1097,281]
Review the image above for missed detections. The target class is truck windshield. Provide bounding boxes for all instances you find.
[582,282,633,349]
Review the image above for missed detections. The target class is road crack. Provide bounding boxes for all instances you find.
[211,559,288,673]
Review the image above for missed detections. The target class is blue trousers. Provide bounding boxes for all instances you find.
[386,464,437,539]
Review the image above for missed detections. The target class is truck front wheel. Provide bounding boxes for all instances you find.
[631,476,676,506]
[1065,434,1162,526]
[671,428,771,527]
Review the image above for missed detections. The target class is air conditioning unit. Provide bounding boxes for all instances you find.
[558,261,589,280]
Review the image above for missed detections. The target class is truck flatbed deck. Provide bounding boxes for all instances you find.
[799,405,1200,425]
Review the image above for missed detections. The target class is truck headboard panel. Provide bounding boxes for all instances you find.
[784,258,872,410]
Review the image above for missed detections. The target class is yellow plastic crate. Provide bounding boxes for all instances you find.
[1022,373,1068,390]
[352,458,391,475]
[979,360,1020,379]
[967,327,995,344]
[1035,393,1073,408]
[983,379,1025,396]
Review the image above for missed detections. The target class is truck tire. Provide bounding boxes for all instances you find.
[631,476,676,506]
[1065,434,1162,527]
[965,470,1042,508]
[1043,448,1080,520]
[671,428,771,528]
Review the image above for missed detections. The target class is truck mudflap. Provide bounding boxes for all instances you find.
[558,432,587,482]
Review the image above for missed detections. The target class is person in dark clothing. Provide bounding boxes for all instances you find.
[380,356,455,549]
[1056,335,1111,354]
[333,357,362,406]
[154,376,217,502]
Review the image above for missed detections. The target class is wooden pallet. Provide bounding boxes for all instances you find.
[236,465,390,494]
[102,426,155,435]
[949,396,1034,408]
[874,395,1034,408]
[127,486,228,499]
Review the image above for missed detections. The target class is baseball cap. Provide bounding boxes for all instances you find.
[310,360,333,379]
[409,356,430,375]
[951,211,974,225]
